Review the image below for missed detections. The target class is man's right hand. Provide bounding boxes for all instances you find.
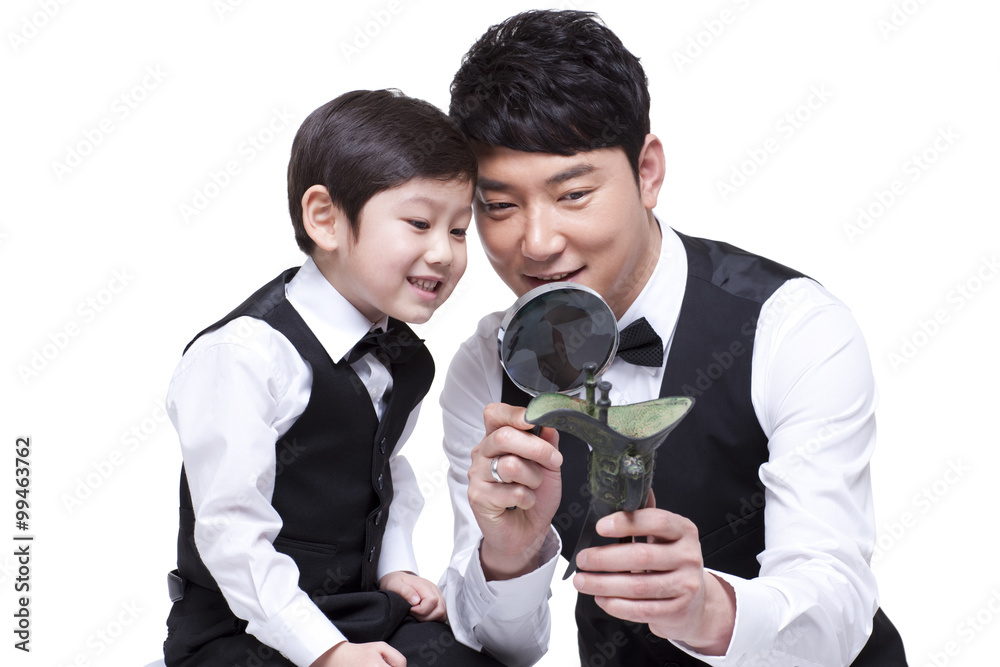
[311,641,406,667]
[468,402,562,581]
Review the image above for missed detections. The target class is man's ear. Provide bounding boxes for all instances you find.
[636,134,666,211]
[302,184,348,252]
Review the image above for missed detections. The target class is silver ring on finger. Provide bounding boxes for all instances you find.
[490,455,506,484]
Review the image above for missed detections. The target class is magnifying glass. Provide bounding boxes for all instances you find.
[495,282,617,513]
[497,282,693,578]
[498,282,618,398]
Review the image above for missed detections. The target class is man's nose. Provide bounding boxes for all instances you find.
[521,211,565,261]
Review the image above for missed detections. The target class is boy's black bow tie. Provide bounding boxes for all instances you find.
[346,326,423,365]
[617,317,663,367]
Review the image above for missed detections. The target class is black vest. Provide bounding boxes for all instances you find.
[175,268,434,599]
[502,232,907,665]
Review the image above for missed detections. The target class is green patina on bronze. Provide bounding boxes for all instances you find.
[525,367,694,518]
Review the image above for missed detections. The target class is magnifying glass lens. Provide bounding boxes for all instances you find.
[499,285,617,396]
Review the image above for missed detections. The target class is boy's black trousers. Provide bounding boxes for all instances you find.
[163,578,502,667]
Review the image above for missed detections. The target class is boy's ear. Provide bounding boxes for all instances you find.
[301,184,348,252]
[636,134,666,211]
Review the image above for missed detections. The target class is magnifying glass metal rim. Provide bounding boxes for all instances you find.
[497,281,619,396]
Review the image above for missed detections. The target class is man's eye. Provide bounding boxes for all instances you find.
[408,220,430,230]
[563,191,589,201]
[484,202,515,212]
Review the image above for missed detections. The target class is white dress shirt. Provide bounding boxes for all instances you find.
[167,257,425,667]
[440,226,880,666]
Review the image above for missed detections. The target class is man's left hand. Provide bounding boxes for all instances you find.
[571,494,737,656]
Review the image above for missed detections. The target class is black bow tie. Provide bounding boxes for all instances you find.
[617,317,663,367]
[346,325,423,365]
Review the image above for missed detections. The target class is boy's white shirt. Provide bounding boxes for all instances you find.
[168,257,425,667]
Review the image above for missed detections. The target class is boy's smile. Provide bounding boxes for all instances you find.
[319,177,473,325]
[472,139,664,319]
[408,277,443,294]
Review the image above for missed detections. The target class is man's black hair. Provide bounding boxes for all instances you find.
[449,10,650,179]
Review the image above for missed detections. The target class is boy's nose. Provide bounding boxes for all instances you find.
[425,229,454,266]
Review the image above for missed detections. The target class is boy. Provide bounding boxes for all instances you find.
[163,89,500,667]
[439,10,908,667]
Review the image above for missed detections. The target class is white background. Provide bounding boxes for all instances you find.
[2,1,998,665]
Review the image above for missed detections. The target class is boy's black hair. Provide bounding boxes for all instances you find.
[449,10,650,180]
[288,89,477,254]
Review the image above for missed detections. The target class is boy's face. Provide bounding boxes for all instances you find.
[335,177,473,324]
[472,141,662,319]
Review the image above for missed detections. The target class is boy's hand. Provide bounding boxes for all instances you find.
[310,640,406,667]
[378,570,447,622]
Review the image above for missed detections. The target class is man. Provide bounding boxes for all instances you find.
[438,9,908,667]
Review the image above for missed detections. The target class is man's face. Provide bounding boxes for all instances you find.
[472,140,663,319]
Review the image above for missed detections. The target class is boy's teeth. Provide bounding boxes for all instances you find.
[410,278,438,292]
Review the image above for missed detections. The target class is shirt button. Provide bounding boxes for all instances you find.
[379,438,387,454]
[377,473,384,489]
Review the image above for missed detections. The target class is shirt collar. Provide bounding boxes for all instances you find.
[285,257,387,363]
[616,222,687,370]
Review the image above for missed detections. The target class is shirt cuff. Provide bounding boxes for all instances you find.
[670,569,779,667]
[472,528,561,621]
[254,593,346,667]
[376,526,420,582]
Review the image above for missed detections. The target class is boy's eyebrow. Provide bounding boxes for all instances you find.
[397,195,472,217]
[477,163,598,192]
[397,194,470,209]
[398,195,437,205]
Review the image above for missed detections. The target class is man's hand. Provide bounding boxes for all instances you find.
[468,402,562,581]
[571,493,737,656]
[310,640,406,667]
[379,570,447,622]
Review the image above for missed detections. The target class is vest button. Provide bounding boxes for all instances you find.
[377,473,384,489]
[368,547,376,562]
[379,438,387,454]
[375,510,383,526]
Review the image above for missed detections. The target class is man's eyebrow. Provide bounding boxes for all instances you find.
[477,164,598,192]
[476,177,509,192]
[546,163,596,186]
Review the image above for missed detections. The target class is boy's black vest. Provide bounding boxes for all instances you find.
[502,232,908,666]
[174,268,434,602]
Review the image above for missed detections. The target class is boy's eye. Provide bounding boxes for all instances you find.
[451,228,468,238]
[408,220,430,230]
